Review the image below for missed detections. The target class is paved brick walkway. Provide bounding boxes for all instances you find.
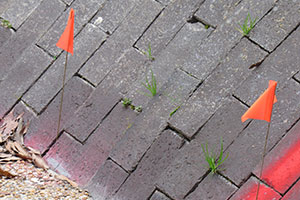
[1,0,300,199]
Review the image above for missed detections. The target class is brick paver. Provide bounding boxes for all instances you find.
[1,0,43,29]
[252,118,300,194]
[157,99,246,199]
[169,37,267,138]
[24,76,93,153]
[229,177,281,200]
[185,174,236,200]
[149,191,171,200]
[1,0,300,199]
[86,159,128,200]
[24,23,107,113]
[113,130,182,200]
[249,0,300,52]
[224,79,300,185]
[0,0,65,79]
[281,179,300,200]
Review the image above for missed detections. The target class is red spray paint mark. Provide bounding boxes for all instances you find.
[231,178,280,200]
[260,138,300,194]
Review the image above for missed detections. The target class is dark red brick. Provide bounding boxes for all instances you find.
[24,77,93,153]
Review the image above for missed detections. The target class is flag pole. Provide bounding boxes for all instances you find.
[255,121,271,200]
[56,51,68,140]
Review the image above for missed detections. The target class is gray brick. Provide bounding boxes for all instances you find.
[250,0,300,52]
[0,45,52,118]
[195,0,241,27]
[156,0,173,6]
[45,101,137,186]
[0,26,12,48]
[169,38,267,138]
[0,0,65,80]
[233,66,282,106]
[37,0,105,56]
[113,130,182,200]
[92,48,147,96]
[157,99,246,200]
[64,88,120,143]
[13,101,35,123]
[110,69,199,171]
[79,0,163,86]
[24,76,93,154]
[0,0,14,15]
[185,175,237,200]
[135,0,203,55]
[1,0,43,29]
[23,24,106,113]
[150,191,171,200]
[181,0,276,80]
[223,80,300,185]
[234,26,300,106]
[86,160,128,200]
[91,0,137,34]
[126,22,211,109]
[295,72,300,82]
[61,0,75,6]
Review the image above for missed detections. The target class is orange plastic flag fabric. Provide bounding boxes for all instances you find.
[241,80,277,123]
[56,8,74,55]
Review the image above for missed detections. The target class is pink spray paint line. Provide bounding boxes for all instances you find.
[258,137,300,194]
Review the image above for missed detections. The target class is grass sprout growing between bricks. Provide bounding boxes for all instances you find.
[238,13,257,36]
[141,69,157,97]
[121,97,142,113]
[202,137,228,174]
[143,43,155,61]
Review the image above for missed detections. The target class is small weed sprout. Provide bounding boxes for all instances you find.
[134,106,142,113]
[144,43,155,61]
[169,105,180,117]
[238,13,257,36]
[1,19,12,29]
[121,98,142,113]
[122,98,132,107]
[141,69,157,97]
[201,137,229,174]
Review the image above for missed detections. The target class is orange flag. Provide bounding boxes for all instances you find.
[241,80,277,123]
[56,8,74,55]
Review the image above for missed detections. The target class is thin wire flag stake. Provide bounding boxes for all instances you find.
[241,80,277,200]
[55,9,74,140]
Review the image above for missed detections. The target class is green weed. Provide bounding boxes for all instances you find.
[121,98,142,113]
[238,13,257,36]
[169,105,180,117]
[121,98,132,107]
[201,137,229,174]
[141,69,157,97]
[1,19,12,29]
[144,43,155,61]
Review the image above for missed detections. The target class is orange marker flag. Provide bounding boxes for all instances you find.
[56,8,74,55]
[241,80,277,123]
